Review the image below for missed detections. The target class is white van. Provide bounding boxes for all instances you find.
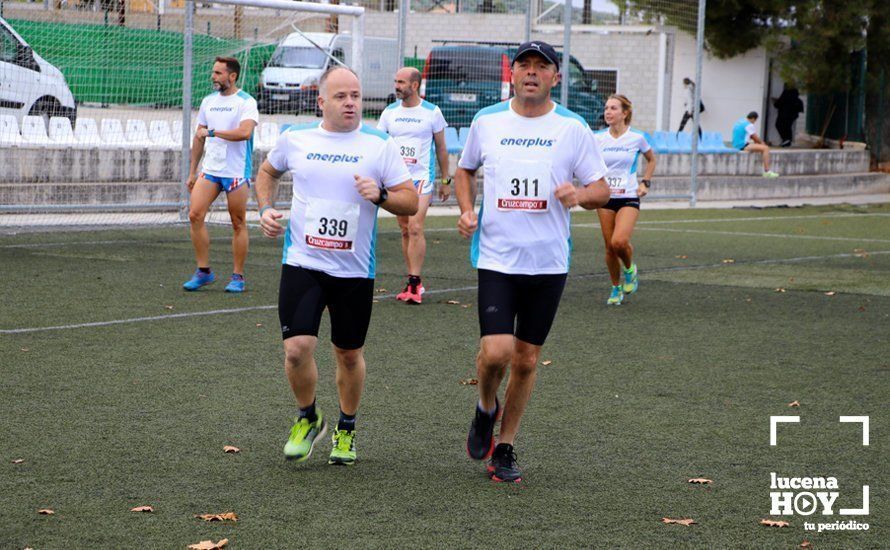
[257,32,397,114]
[0,17,76,126]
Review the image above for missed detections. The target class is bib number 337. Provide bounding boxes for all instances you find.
[495,158,551,212]
[304,198,359,252]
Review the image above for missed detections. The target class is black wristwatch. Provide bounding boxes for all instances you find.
[208,129,215,138]
[372,186,388,205]
[640,179,652,187]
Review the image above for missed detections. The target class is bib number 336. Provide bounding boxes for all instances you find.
[495,158,551,212]
[304,198,359,252]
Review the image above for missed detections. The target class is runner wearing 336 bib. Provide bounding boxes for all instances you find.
[455,41,610,483]
[255,67,416,467]
[593,94,657,306]
[377,67,451,304]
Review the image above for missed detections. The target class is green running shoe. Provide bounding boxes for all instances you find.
[283,413,327,462]
[607,285,624,306]
[623,264,639,294]
[328,428,357,466]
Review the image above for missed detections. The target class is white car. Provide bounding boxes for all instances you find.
[0,17,76,126]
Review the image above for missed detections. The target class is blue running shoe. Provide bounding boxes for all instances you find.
[607,285,624,306]
[183,269,215,291]
[224,274,245,293]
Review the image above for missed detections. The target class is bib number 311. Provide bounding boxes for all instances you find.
[495,158,551,212]
[304,198,359,252]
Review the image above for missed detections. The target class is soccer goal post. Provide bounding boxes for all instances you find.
[0,0,364,230]
[178,0,366,222]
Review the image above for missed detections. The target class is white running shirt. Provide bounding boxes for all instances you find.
[196,90,259,179]
[458,101,607,275]
[593,127,652,199]
[267,122,411,279]
[377,99,447,182]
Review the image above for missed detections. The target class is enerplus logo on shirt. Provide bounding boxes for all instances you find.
[394,117,423,124]
[499,137,555,148]
[306,153,362,163]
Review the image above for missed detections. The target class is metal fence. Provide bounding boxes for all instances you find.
[0,0,705,228]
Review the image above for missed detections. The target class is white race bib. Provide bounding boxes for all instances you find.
[605,172,628,196]
[495,158,551,212]
[394,137,422,166]
[204,138,227,173]
[303,198,360,253]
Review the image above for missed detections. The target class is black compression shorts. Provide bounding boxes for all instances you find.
[278,264,374,350]
[476,268,567,346]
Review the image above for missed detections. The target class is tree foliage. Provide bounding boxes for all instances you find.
[627,0,888,94]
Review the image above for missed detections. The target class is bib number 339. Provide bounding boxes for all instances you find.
[304,198,359,252]
[495,158,551,212]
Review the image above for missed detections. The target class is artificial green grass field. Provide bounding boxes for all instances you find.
[1,204,887,548]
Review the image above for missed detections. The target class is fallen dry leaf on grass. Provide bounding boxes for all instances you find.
[687,478,713,485]
[223,446,240,453]
[675,255,689,259]
[20,347,29,352]
[853,248,869,258]
[12,459,24,464]
[461,304,470,308]
[164,305,174,310]
[541,360,553,366]
[800,541,813,549]
[459,378,478,385]
[661,517,696,526]
[195,512,238,522]
[775,288,786,293]
[255,323,263,327]
[722,258,735,264]
[761,519,790,527]
[446,300,461,305]
[187,539,228,550]
[130,505,153,513]
[375,288,387,293]
[788,400,800,407]
[37,509,54,515]
[824,291,836,296]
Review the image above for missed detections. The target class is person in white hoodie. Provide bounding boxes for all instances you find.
[677,77,702,138]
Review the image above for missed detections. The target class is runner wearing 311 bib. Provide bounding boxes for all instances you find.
[593,94,657,306]
[256,67,416,467]
[456,41,610,483]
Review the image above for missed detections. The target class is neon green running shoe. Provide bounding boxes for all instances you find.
[328,429,357,466]
[623,264,639,294]
[283,413,327,462]
[607,285,624,306]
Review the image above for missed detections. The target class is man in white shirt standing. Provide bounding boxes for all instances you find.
[184,56,258,293]
[455,41,610,483]
[255,67,417,466]
[377,67,451,304]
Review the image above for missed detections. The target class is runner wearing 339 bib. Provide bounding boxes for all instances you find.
[455,41,610,483]
[593,94,657,306]
[377,67,451,304]
[255,67,416,467]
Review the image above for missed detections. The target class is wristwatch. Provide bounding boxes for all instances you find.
[441,177,452,185]
[372,186,388,205]
[208,129,215,138]
[640,179,652,187]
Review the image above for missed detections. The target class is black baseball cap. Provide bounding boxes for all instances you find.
[512,41,560,72]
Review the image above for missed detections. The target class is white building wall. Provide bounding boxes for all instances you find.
[671,31,769,142]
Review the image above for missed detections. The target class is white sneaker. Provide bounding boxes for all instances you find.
[763,171,779,178]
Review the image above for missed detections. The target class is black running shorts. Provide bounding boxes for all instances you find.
[477,268,567,346]
[278,264,374,350]
[602,197,640,212]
